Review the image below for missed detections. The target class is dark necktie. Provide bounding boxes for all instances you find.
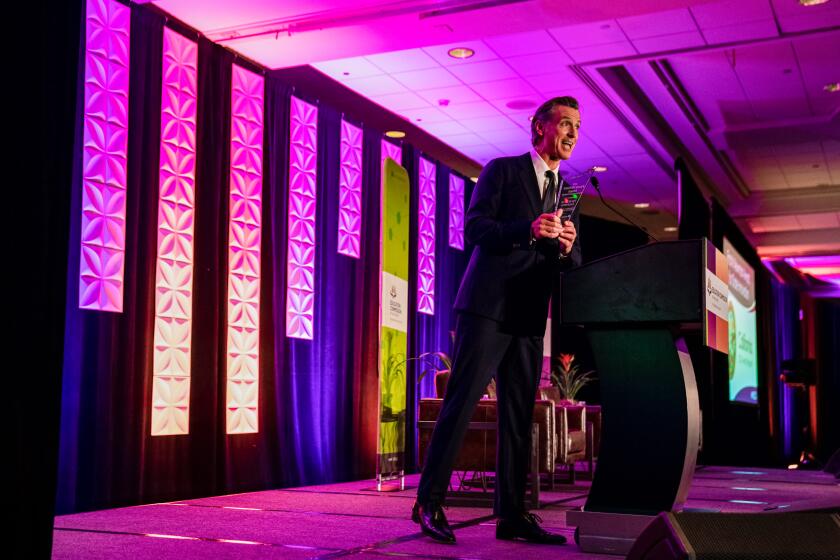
[542,170,557,213]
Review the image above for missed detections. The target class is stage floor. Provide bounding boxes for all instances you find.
[53,466,839,559]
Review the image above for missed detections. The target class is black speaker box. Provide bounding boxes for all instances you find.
[626,512,840,560]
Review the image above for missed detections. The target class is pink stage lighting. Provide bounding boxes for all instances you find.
[150,29,198,436]
[448,174,465,250]
[417,157,436,316]
[286,96,318,340]
[79,0,130,312]
[785,255,840,287]
[338,119,363,258]
[226,66,265,434]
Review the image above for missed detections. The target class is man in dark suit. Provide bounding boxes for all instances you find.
[412,96,582,544]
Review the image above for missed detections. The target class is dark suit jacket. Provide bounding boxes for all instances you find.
[454,152,582,336]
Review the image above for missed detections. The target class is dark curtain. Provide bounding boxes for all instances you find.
[56,10,283,513]
[270,90,381,485]
[57,7,165,514]
[814,298,840,461]
[19,0,83,552]
[406,157,471,472]
[768,280,802,462]
[56,3,468,512]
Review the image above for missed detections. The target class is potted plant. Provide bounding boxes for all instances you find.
[551,353,595,404]
[407,332,496,398]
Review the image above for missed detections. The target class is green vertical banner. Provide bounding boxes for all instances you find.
[377,157,410,489]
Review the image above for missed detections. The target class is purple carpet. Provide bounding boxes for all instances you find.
[52,466,839,559]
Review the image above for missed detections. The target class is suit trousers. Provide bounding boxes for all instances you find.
[416,311,543,516]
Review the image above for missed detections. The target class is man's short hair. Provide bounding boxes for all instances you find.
[530,96,580,146]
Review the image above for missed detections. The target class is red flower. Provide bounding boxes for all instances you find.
[559,353,574,372]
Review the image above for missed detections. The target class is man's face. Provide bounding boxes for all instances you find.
[536,105,581,161]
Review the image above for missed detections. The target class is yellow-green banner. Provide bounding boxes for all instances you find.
[378,157,409,486]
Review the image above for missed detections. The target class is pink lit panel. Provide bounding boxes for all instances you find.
[79,0,130,312]
[381,139,402,170]
[417,157,436,315]
[286,96,318,340]
[449,174,465,250]
[338,119,363,258]
[226,66,265,434]
[786,255,840,287]
[151,29,198,436]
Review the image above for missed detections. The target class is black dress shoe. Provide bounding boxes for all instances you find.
[496,512,567,544]
[412,500,456,544]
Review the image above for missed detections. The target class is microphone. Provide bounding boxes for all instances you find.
[590,177,659,242]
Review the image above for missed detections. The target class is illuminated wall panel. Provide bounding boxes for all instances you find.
[79,0,131,312]
[226,66,265,434]
[449,174,465,250]
[150,29,198,436]
[286,96,318,340]
[417,157,436,316]
[381,139,402,170]
[338,119,363,258]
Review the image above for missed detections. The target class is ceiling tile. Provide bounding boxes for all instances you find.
[422,40,498,66]
[446,59,519,84]
[370,91,432,112]
[690,0,774,29]
[667,50,751,129]
[312,56,384,80]
[522,68,586,95]
[416,85,483,106]
[796,212,840,230]
[391,67,461,90]
[748,215,800,233]
[751,177,791,190]
[417,120,470,137]
[436,132,488,149]
[365,48,440,73]
[701,19,778,46]
[566,41,637,63]
[618,8,697,39]
[632,31,705,54]
[398,106,450,124]
[732,42,810,122]
[341,74,407,97]
[456,115,523,133]
[470,78,539,101]
[439,101,504,120]
[783,170,832,187]
[771,0,840,34]
[548,20,627,48]
[792,34,840,118]
[484,30,563,57]
[506,51,576,78]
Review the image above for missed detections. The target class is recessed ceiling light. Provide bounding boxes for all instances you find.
[447,47,475,59]
[799,0,829,6]
[634,202,650,208]
[385,130,405,138]
[824,82,840,92]
[591,165,608,173]
[664,226,678,232]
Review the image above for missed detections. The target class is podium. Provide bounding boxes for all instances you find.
[560,240,722,555]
